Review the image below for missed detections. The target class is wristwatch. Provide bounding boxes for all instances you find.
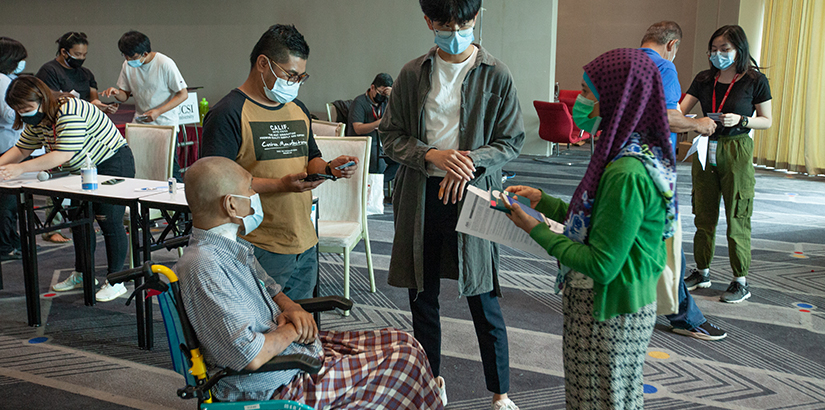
[325,161,332,176]
[739,116,749,128]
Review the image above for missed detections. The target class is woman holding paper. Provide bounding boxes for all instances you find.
[680,25,772,304]
[504,48,676,409]
[0,75,136,302]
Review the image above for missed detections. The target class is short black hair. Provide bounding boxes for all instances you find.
[419,0,481,25]
[249,25,310,70]
[371,73,393,88]
[640,21,682,46]
[118,31,152,56]
[56,32,88,56]
[0,37,27,75]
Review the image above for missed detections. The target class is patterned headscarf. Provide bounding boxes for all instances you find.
[563,48,677,245]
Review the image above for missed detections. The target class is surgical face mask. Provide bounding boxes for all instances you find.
[64,51,85,69]
[229,193,263,235]
[373,90,386,104]
[433,26,474,55]
[13,60,26,75]
[571,94,600,134]
[709,50,736,70]
[262,58,301,104]
[126,55,145,68]
[19,104,44,126]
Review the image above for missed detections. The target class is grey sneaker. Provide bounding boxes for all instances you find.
[685,268,711,291]
[720,281,751,303]
[53,271,98,292]
[672,321,728,341]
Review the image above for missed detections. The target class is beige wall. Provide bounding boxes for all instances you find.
[1,0,558,154]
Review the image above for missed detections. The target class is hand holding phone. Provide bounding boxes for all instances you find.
[135,115,150,123]
[335,161,356,170]
[302,173,336,182]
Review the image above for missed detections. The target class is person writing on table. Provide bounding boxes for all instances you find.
[680,25,772,304]
[0,37,28,260]
[503,49,675,409]
[0,75,136,302]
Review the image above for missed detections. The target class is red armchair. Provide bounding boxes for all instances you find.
[534,100,593,156]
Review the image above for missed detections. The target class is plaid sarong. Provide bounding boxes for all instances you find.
[275,328,443,409]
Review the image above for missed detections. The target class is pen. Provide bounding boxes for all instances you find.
[136,186,168,191]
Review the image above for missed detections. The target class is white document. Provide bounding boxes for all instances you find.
[683,135,709,170]
[456,185,564,259]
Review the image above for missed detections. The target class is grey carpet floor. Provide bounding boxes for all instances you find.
[1,148,823,409]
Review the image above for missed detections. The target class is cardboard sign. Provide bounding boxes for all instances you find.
[177,91,199,125]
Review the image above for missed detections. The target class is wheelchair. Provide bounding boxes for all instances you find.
[107,262,353,410]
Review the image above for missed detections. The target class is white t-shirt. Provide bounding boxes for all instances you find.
[424,46,478,177]
[116,52,187,126]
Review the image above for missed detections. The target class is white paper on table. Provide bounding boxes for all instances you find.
[455,185,564,260]
[683,135,709,170]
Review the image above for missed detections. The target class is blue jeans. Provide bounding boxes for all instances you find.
[253,245,318,300]
[666,248,706,329]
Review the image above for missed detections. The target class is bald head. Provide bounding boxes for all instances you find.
[185,157,253,225]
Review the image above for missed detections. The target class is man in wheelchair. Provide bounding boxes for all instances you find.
[176,157,442,408]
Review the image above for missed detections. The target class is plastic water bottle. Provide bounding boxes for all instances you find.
[198,97,209,125]
[81,154,98,191]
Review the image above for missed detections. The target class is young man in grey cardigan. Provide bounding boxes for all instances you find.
[378,1,524,409]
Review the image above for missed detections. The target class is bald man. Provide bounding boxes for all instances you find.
[175,157,442,408]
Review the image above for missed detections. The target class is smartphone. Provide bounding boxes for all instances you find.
[302,173,336,182]
[102,178,125,185]
[335,160,356,170]
[490,191,546,223]
[135,115,150,123]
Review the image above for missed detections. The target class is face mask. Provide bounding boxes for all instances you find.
[229,193,263,235]
[572,94,600,134]
[433,27,474,55]
[709,50,736,70]
[262,58,301,104]
[373,91,386,104]
[13,60,25,75]
[64,51,85,69]
[127,55,145,68]
[19,104,44,126]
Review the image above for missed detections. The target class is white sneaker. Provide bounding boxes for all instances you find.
[492,398,519,410]
[53,271,98,292]
[96,282,127,302]
[436,376,447,407]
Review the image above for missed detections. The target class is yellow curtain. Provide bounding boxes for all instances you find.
[755,0,825,175]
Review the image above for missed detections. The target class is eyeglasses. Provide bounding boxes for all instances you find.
[433,26,474,39]
[269,58,310,86]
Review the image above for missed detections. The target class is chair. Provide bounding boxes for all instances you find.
[325,103,337,122]
[327,99,353,123]
[311,119,346,137]
[533,101,594,158]
[123,123,178,268]
[558,89,598,142]
[313,137,375,310]
[106,262,352,410]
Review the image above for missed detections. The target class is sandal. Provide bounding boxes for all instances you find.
[41,232,72,243]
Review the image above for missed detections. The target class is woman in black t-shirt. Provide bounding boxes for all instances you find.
[35,32,118,115]
[681,25,772,304]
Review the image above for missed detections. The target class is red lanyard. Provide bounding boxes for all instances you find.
[712,73,740,112]
[370,102,383,121]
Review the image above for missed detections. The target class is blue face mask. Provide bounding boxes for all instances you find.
[571,94,601,134]
[13,60,25,75]
[127,55,145,68]
[262,58,301,104]
[433,26,474,55]
[709,50,736,70]
[230,193,263,235]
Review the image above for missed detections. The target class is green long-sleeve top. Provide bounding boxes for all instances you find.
[529,157,667,321]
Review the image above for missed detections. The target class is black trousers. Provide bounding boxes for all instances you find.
[71,146,136,275]
[408,178,510,394]
[0,192,20,254]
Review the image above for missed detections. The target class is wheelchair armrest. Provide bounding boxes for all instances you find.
[235,353,323,376]
[293,295,353,313]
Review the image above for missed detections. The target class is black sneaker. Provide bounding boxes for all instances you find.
[720,281,751,303]
[685,268,711,291]
[673,321,728,341]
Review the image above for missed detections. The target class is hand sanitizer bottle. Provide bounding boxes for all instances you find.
[81,154,98,191]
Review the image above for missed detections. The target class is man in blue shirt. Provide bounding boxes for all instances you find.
[639,21,726,341]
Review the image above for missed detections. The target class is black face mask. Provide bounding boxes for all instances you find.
[21,112,45,126]
[373,92,386,104]
[64,51,85,69]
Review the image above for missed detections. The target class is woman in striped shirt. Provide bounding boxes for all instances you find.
[0,75,136,302]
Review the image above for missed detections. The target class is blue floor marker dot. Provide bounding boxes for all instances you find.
[797,303,814,309]
[643,384,658,394]
[28,337,48,344]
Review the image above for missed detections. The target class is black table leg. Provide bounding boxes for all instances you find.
[81,201,95,306]
[21,193,39,326]
[139,203,153,350]
[130,203,146,349]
